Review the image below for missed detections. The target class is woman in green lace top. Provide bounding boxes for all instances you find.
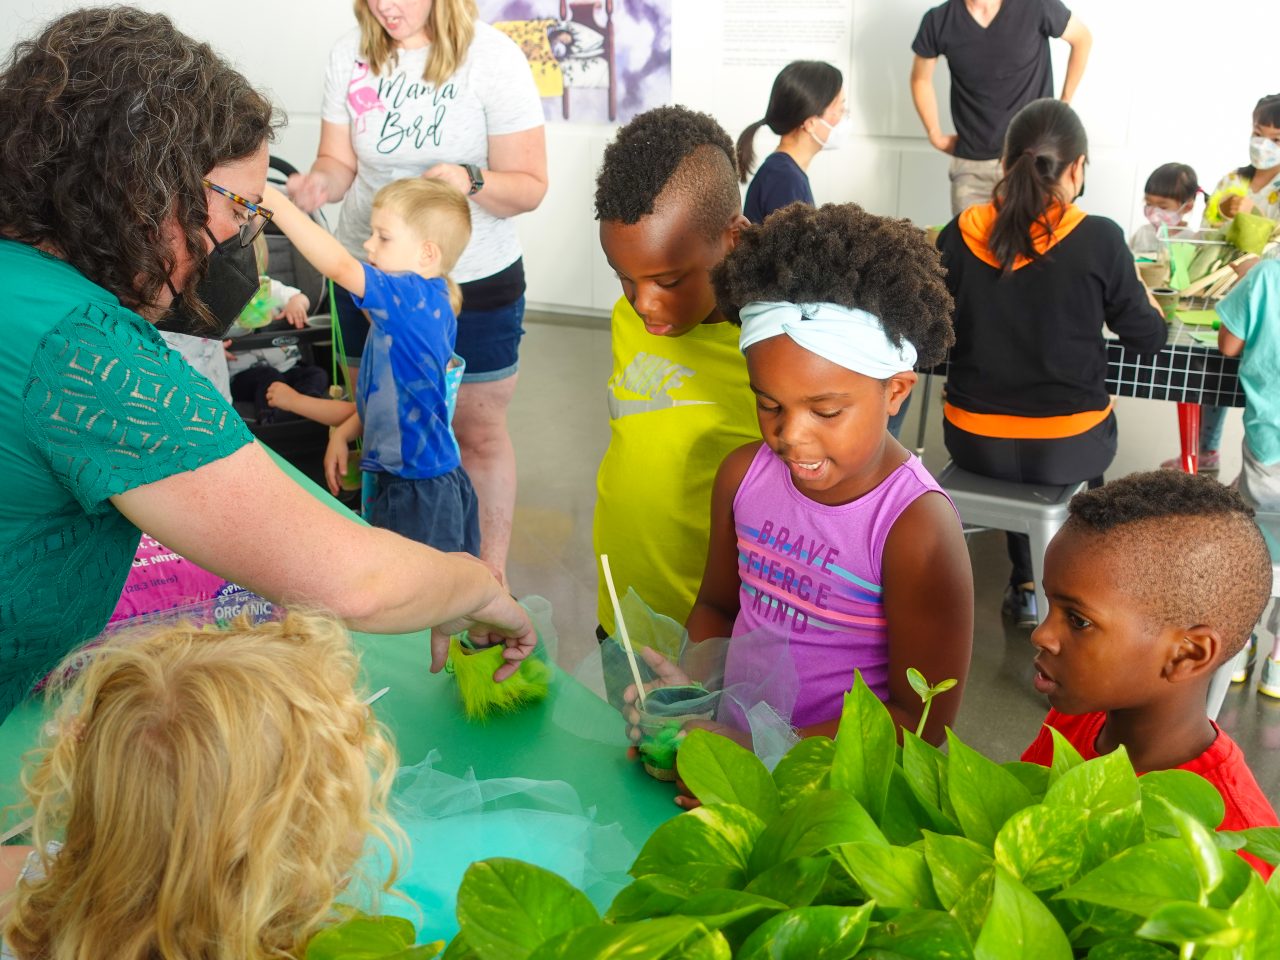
[0,7,533,721]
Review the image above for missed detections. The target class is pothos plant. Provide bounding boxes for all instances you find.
[433,671,1280,960]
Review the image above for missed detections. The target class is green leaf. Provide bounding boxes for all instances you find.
[858,909,973,959]
[1083,938,1177,958]
[832,842,942,911]
[830,674,896,824]
[631,803,767,889]
[1000,761,1050,801]
[1057,838,1203,918]
[1043,749,1144,872]
[1222,872,1280,958]
[994,805,1087,892]
[525,918,728,960]
[880,767,959,846]
[1135,901,1241,948]
[1155,797,1223,897]
[748,790,886,878]
[906,668,931,700]
[947,867,995,944]
[945,730,1035,848]
[673,889,789,947]
[306,914,433,960]
[974,867,1072,960]
[606,875,694,922]
[439,932,480,960]
[743,855,832,908]
[900,732,955,822]
[1139,769,1226,837]
[455,859,599,960]
[932,678,958,695]
[1046,726,1084,784]
[773,736,835,812]
[737,904,874,960]
[1232,827,1280,867]
[922,831,994,910]
[677,728,781,820]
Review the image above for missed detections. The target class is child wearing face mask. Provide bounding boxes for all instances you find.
[736,61,849,226]
[1203,94,1280,229]
[1158,94,1280,475]
[1129,162,1200,261]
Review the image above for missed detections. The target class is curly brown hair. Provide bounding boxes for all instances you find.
[0,6,279,329]
[711,202,955,367]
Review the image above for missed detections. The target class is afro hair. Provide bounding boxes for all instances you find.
[710,202,956,367]
[594,105,741,242]
[1065,471,1273,657]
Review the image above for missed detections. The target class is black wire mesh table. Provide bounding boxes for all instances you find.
[919,317,1241,473]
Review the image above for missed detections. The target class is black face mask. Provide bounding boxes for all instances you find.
[157,229,259,339]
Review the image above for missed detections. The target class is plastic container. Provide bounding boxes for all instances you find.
[635,684,719,781]
[1151,287,1180,318]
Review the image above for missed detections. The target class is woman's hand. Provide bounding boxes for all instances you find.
[422,163,472,196]
[286,171,331,213]
[429,566,535,682]
[276,293,311,327]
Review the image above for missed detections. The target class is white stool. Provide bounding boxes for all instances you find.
[937,462,1087,625]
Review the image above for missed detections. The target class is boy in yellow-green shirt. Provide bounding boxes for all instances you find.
[592,106,760,635]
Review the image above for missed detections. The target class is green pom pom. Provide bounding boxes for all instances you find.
[638,720,684,770]
[447,635,551,720]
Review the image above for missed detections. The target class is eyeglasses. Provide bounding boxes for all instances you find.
[203,178,274,247]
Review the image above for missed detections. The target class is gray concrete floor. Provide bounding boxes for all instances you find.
[506,317,1280,805]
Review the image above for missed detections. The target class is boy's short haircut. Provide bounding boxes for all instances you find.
[593,105,741,242]
[1065,471,1273,658]
[372,178,472,272]
[710,202,956,367]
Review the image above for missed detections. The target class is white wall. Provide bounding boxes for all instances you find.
[5,1,1276,317]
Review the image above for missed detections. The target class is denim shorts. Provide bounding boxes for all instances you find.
[365,466,481,556]
[456,294,526,383]
[333,285,524,384]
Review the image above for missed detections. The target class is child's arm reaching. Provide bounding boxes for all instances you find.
[686,443,760,644]
[265,382,356,426]
[262,184,365,299]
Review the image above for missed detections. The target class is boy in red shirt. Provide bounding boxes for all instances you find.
[1022,470,1278,876]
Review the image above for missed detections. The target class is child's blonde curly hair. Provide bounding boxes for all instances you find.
[4,611,403,960]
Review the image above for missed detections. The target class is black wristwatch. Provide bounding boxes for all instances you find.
[462,162,484,196]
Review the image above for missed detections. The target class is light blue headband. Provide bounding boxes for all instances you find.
[738,301,917,378]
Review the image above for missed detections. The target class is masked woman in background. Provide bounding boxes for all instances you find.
[735,60,847,226]
[0,6,532,723]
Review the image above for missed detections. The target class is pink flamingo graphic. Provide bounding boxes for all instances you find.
[348,61,386,134]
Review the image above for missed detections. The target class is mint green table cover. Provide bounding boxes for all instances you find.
[0,448,676,855]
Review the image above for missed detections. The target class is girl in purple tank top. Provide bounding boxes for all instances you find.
[676,204,974,749]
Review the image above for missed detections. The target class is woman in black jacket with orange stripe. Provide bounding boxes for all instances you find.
[936,99,1167,625]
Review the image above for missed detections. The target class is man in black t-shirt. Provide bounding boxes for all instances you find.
[909,0,1092,217]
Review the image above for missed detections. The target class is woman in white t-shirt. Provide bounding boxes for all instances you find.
[289,0,547,580]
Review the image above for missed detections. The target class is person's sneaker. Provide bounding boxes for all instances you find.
[1232,633,1258,684]
[1259,655,1280,699]
[1159,450,1220,474]
[1002,582,1038,628]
